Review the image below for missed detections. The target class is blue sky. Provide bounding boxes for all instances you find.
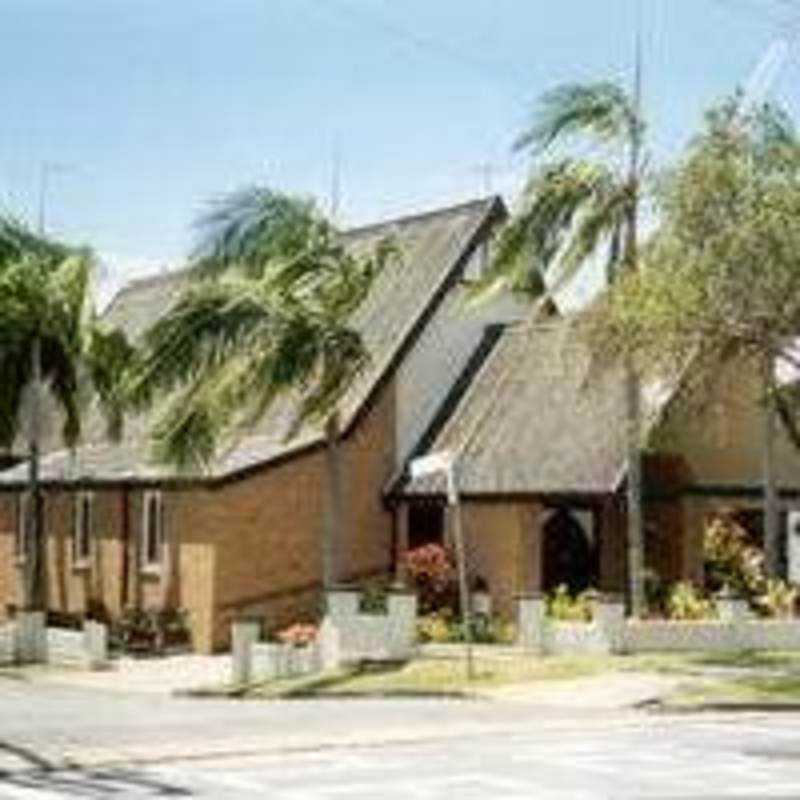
[1,0,797,300]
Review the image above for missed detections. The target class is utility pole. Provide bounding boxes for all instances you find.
[24,161,70,611]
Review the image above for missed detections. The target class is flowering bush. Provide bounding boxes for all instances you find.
[703,513,765,596]
[276,622,318,647]
[405,543,457,614]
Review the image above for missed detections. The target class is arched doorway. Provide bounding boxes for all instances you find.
[542,508,595,594]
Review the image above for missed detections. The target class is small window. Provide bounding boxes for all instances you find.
[73,493,93,566]
[142,491,165,568]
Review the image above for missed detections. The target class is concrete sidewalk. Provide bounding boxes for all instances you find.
[6,653,233,695]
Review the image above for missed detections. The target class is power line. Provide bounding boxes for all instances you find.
[304,0,531,93]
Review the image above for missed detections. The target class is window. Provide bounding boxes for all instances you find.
[72,493,93,567]
[142,491,165,569]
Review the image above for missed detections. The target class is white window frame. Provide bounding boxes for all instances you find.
[72,492,93,568]
[141,491,165,571]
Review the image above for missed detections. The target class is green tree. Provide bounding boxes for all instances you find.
[129,187,395,589]
[477,81,648,614]
[585,98,800,576]
[0,220,133,610]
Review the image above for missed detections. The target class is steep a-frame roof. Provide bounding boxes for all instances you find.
[0,196,505,488]
[402,315,675,498]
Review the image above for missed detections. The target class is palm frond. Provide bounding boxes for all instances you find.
[191,187,325,278]
[514,81,640,154]
[470,159,621,302]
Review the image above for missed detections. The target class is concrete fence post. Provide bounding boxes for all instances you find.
[472,591,492,617]
[516,593,545,652]
[387,588,418,658]
[16,611,46,664]
[231,617,261,685]
[595,594,626,653]
[83,621,108,670]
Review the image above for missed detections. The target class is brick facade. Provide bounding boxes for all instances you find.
[0,378,397,653]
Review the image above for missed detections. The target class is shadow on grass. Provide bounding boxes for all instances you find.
[244,660,477,700]
[0,740,193,796]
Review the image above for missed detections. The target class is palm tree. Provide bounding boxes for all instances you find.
[0,220,133,611]
[129,188,395,590]
[477,81,648,615]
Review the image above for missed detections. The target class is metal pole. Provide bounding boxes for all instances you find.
[447,463,474,681]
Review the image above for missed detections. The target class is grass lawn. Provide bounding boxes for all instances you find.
[209,649,800,701]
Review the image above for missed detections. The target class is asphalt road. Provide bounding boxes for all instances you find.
[2,678,800,798]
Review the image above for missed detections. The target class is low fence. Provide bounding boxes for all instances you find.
[231,587,418,685]
[516,594,800,656]
[0,622,15,666]
[0,613,108,669]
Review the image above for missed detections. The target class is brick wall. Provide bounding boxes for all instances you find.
[455,501,543,619]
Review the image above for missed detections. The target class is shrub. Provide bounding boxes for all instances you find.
[112,606,191,654]
[276,622,318,647]
[416,613,452,643]
[359,577,390,615]
[667,582,716,621]
[546,584,595,622]
[405,543,457,614]
[416,611,515,645]
[755,579,798,619]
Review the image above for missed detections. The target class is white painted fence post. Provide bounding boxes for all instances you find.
[595,593,626,653]
[516,593,545,651]
[231,617,261,685]
[83,621,108,670]
[16,611,46,664]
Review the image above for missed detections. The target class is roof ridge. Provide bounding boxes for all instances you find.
[342,195,499,239]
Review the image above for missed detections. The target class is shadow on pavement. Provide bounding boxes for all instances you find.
[0,740,193,796]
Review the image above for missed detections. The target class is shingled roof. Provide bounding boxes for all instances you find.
[402,316,674,498]
[0,196,504,488]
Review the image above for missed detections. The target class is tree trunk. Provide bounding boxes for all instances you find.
[625,363,646,616]
[323,413,345,590]
[25,336,46,612]
[763,360,781,577]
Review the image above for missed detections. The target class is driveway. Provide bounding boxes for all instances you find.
[2,675,800,798]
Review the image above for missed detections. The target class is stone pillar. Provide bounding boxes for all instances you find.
[516,592,545,651]
[387,588,418,659]
[320,587,360,670]
[231,617,261,685]
[394,504,410,587]
[83,620,108,670]
[16,611,46,664]
[595,594,626,653]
